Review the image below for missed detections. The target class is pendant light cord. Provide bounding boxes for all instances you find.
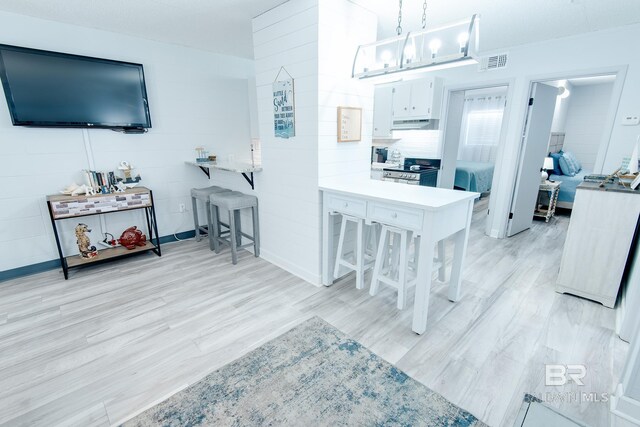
[422,1,427,29]
[396,0,403,35]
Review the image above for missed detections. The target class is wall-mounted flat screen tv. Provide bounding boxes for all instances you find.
[0,44,151,132]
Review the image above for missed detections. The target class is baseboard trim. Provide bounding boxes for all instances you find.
[0,230,196,283]
[259,248,321,287]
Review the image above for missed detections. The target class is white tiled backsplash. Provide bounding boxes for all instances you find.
[374,130,442,160]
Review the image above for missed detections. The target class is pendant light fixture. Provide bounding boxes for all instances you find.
[352,1,480,80]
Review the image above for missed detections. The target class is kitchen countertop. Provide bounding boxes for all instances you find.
[319,176,479,211]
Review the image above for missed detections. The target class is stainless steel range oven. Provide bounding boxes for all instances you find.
[382,158,441,186]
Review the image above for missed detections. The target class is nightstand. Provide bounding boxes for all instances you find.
[534,181,561,222]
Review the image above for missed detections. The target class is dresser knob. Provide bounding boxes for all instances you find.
[344,203,349,208]
[391,213,398,219]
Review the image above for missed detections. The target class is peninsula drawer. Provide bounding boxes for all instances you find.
[326,194,367,217]
[368,202,423,230]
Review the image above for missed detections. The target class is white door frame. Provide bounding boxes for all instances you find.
[462,65,628,238]
[520,65,628,174]
[439,78,516,238]
[500,65,627,238]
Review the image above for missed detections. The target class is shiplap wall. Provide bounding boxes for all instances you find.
[562,82,615,172]
[252,0,375,284]
[252,0,322,283]
[0,11,255,272]
[317,0,376,180]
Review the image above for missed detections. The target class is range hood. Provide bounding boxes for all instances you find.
[391,118,439,130]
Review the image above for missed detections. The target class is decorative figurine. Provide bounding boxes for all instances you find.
[75,223,98,259]
[118,161,142,188]
[60,183,95,196]
[118,226,147,250]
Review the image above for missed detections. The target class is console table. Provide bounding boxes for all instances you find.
[320,178,479,334]
[46,187,161,279]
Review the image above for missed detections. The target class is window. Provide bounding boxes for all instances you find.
[463,109,504,146]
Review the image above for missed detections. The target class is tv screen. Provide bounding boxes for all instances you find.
[0,44,151,130]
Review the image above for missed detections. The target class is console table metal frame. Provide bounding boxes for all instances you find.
[46,187,161,280]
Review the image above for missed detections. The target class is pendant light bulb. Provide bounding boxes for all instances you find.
[457,32,469,53]
[404,45,416,63]
[381,49,392,68]
[429,39,441,59]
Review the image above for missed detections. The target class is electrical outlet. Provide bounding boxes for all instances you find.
[178,203,186,213]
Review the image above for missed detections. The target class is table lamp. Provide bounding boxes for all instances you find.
[541,157,554,182]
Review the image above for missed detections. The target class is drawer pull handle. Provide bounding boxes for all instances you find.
[344,203,349,208]
[391,213,398,219]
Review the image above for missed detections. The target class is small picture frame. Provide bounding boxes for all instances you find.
[337,106,362,142]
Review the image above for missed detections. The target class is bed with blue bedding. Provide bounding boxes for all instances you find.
[549,170,588,206]
[454,161,495,193]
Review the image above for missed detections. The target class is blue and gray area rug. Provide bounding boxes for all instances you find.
[124,317,486,426]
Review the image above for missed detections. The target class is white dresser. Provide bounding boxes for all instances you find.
[556,182,640,308]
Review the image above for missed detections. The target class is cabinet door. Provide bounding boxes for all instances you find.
[373,86,393,138]
[410,79,434,118]
[392,82,412,119]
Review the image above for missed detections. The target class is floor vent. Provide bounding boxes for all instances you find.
[478,53,508,71]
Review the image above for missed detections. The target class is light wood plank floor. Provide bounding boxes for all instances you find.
[0,202,628,427]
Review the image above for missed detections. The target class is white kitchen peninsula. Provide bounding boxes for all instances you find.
[320,178,479,334]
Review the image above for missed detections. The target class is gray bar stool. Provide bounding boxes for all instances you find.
[209,191,260,264]
[190,186,231,241]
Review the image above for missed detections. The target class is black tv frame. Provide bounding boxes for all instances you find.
[0,44,152,132]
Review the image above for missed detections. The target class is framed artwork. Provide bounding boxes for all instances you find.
[337,106,362,142]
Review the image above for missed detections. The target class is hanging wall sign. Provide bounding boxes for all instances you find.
[273,67,295,139]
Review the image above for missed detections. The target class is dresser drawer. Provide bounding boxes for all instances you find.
[368,202,423,230]
[326,194,366,217]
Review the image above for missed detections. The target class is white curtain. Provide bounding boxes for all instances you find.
[457,91,507,163]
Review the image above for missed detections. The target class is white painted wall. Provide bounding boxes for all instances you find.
[252,0,322,284]
[421,25,636,238]
[0,11,256,272]
[562,82,615,172]
[318,0,376,180]
[550,83,572,133]
[252,0,375,285]
[385,130,442,159]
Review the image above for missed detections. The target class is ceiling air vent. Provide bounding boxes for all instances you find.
[478,53,508,71]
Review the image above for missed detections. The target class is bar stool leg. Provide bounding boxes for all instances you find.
[333,216,348,280]
[192,197,201,241]
[229,209,238,265]
[355,219,365,290]
[370,227,389,296]
[234,209,242,247]
[205,201,214,250]
[397,230,410,310]
[252,205,260,257]
[213,206,222,254]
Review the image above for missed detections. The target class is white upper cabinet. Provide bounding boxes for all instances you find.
[391,77,443,121]
[373,86,393,138]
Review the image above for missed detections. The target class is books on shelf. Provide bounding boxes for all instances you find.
[83,169,119,194]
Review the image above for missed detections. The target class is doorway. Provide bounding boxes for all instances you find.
[507,73,618,237]
[440,84,510,233]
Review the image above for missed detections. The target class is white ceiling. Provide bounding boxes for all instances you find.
[0,0,638,59]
